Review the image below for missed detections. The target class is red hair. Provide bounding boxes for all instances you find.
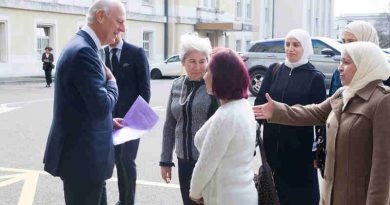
[208,47,249,100]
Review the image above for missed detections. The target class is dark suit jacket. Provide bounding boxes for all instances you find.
[42,53,54,70]
[43,30,118,182]
[104,40,150,118]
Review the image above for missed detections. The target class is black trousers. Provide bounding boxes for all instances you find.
[115,139,140,205]
[178,158,199,205]
[44,68,52,85]
[273,168,317,205]
[62,178,107,205]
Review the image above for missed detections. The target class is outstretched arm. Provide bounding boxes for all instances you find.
[254,93,331,126]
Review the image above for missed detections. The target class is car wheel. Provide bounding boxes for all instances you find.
[249,69,266,96]
[151,69,162,79]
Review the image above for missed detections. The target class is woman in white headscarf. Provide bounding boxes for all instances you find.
[329,20,389,96]
[254,41,390,205]
[254,29,326,205]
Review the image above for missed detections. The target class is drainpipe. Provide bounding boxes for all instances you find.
[164,0,168,59]
[272,0,275,38]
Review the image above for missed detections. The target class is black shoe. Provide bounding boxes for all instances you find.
[45,84,49,87]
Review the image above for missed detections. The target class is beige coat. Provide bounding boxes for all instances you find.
[270,81,390,205]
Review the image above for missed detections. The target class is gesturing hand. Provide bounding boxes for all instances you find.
[113,118,124,129]
[252,93,275,120]
[105,66,116,81]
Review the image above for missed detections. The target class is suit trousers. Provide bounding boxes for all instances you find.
[44,68,52,85]
[178,158,199,205]
[62,178,107,205]
[115,138,140,205]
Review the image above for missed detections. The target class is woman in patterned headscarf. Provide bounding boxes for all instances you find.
[254,41,390,205]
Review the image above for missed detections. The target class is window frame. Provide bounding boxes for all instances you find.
[142,31,153,59]
[0,20,8,62]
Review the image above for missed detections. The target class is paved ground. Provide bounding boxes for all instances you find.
[0,80,185,205]
[0,78,322,205]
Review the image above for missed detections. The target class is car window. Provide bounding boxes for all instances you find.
[312,40,339,55]
[167,55,180,63]
[250,41,285,53]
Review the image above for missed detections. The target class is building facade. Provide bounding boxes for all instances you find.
[334,13,390,48]
[259,0,334,39]
[0,0,261,77]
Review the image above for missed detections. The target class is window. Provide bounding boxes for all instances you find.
[0,21,7,62]
[202,0,216,8]
[246,0,252,19]
[142,0,153,5]
[236,40,242,52]
[246,40,251,51]
[236,0,242,18]
[36,25,52,59]
[250,41,285,53]
[143,31,153,58]
[167,55,180,63]
[312,40,340,55]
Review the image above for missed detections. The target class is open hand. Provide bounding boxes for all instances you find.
[252,93,275,120]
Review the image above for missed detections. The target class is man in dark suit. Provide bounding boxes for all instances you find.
[104,34,150,205]
[43,1,125,204]
[41,46,54,87]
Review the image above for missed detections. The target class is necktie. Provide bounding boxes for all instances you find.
[111,48,119,76]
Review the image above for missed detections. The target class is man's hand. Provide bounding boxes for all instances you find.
[160,166,172,183]
[113,118,124,129]
[105,67,116,81]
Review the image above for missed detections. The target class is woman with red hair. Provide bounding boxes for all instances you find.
[189,48,258,205]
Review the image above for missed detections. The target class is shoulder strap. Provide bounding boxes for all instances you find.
[256,126,269,166]
[271,63,281,81]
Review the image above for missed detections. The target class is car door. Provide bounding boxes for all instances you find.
[259,40,286,67]
[309,39,341,86]
[164,55,183,76]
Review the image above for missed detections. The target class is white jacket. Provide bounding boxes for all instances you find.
[190,99,258,205]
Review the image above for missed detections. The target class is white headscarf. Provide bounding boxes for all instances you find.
[284,29,314,69]
[344,21,379,45]
[342,42,390,108]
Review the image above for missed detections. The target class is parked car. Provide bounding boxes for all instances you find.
[240,37,343,95]
[150,55,184,79]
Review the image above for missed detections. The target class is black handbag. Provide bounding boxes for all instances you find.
[315,126,326,178]
[254,126,280,205]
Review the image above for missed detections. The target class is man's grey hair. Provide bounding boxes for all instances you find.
[179,33,212,63]
[86,0,124,24]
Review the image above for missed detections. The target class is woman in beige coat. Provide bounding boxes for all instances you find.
[253,41,390,205]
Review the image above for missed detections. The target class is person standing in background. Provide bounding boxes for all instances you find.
[104,33,151,205]
[42,46,54,87]
[43,0,125,204]
[160,33,218,205]
[329,20,389,96]
[254,29,326,205]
